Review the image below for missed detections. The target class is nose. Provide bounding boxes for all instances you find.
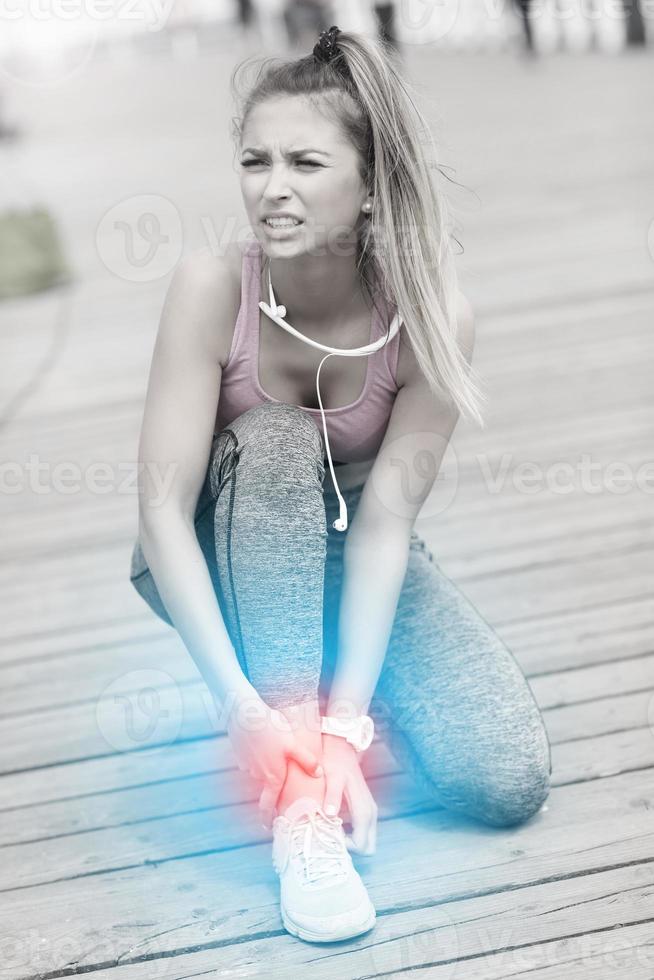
[262,163,293,201]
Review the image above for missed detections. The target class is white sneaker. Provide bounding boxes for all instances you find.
[271,796,376,943]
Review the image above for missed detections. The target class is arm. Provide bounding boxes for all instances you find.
[137,248,258,714]
[326,292,476,719]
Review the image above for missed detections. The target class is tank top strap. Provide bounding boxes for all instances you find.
[223,239,261,370]
[372,290,402,389]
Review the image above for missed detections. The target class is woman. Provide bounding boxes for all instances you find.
[130,27,551,944]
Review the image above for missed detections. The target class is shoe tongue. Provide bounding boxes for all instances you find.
[283,796,323,823]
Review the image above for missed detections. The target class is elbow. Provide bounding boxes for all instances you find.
[344,519,413,561]
[138,500,188,543]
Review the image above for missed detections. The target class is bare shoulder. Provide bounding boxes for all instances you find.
[166,243,243,368]
[396,289,476,387]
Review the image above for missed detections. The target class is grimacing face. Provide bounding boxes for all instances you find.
[238,95,369,258]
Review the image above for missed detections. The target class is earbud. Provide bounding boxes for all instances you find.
[333,500,348,532]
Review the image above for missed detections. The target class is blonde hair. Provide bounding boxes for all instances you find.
[231,30,487,427]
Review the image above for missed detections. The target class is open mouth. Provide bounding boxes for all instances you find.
[263,218,303,229]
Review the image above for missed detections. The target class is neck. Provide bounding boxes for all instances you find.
[264,250,370,329]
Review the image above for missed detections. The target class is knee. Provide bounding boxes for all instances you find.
[417,732,552,828]
[232,402,320,445]
[476,757,551,828]
[226,403,324,474]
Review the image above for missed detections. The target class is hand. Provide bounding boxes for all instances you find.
[226,695,323,829]
[321,733,377,855]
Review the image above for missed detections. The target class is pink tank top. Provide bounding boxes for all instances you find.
[215,240,402,464]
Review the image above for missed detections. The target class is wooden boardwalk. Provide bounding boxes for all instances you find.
[1,32,653,979]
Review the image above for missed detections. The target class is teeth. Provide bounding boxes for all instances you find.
[266,218,300,227]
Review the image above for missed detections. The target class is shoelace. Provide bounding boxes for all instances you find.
[287,811,350,885]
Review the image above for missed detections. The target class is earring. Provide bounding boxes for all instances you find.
[362,201,373,213]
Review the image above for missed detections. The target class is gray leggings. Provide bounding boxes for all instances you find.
[130,402,552,828]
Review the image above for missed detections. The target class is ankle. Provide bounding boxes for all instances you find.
[278,761,325,815]
[273,699,325,816]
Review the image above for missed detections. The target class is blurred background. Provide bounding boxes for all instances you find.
[1,0,652,590]
[1,0,653,735]
[1,2,654,974]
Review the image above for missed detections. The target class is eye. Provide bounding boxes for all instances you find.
[240,159,321,169]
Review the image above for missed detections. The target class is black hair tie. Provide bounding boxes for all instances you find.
[313,25,342,64]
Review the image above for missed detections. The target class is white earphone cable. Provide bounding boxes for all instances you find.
[259,262,402,532]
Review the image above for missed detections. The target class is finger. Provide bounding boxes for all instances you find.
[259,776,284,813]
[366,808,378,855]
[361,785,378,855]
[323,772,345,818]
[353,771,378,855]
[344,832,373,856]
[259,777,284,829]
[361,800,378,855]
[289,744,324,778]
[259,798,278,830]
[346,810,367,852]
[344,782,373,854]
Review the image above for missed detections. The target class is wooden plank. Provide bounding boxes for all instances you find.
[1,596,653,722]
[0,688,650,848]
[1,767,653,977]
[0,539,651,659]
[0,633,652,771]
[2,397,649,531]
[377,923,654,980]
[0,586,650,681]
[0,729,654,892]
[0,617,169,667]
[497,595,654,673]
[3,491,651,595]
[0,679,646,818]
[3,426,648,538]
[4,877,653,980]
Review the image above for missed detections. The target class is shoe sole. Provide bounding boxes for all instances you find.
[281,902,376,943]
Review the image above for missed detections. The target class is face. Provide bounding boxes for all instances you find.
[238,95,369,258]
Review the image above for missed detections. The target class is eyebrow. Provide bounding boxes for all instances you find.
[241,146,332,158]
